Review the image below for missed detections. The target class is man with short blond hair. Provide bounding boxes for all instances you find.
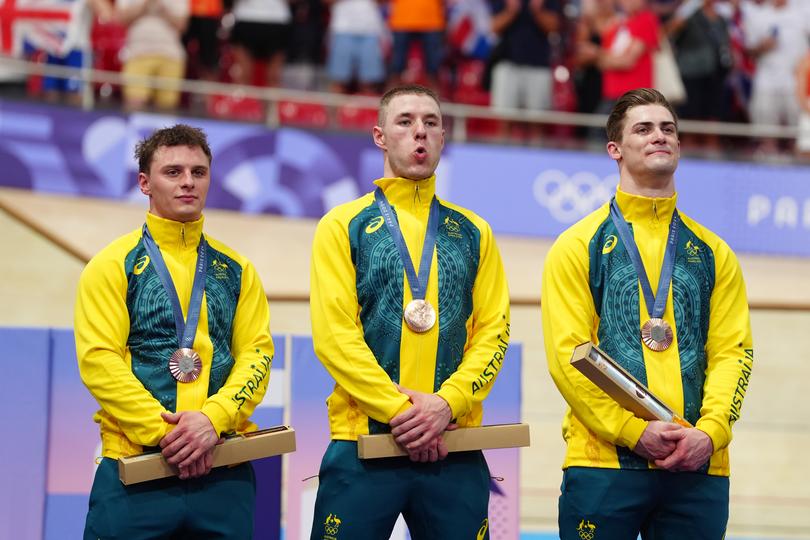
[309,85,510,539]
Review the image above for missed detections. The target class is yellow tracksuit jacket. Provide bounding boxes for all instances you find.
[310,175,511,440]
[542,188,753,476]
[74,213,274,459]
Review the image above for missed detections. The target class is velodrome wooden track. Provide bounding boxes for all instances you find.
[2,187,808,538]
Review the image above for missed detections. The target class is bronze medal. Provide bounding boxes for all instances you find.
[641,318,673,351]
[403,299,436,333]
[169,348,203,383]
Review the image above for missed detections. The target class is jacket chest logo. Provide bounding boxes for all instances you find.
[211,259,229,279]
[365,216,384,234]
[444,216,462,239]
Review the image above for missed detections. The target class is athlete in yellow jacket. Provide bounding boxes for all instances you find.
[542,89,753,540]
[309,86,510,540]
[75,125,273,539]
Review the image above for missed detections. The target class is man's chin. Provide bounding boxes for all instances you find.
[404,165,438,181]
[171,208,203,222]
[647,159,678,175]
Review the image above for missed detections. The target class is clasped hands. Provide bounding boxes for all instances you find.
[390,385,455,463]
[158,410,221,480]
[634,420,714,472]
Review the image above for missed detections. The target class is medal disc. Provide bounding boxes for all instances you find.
[403,299,436,333]
[169,348,203,383]
[641,318,673,351]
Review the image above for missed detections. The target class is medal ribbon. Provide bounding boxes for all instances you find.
[609,198,680,320]
[141,224,208,349]
[374,187,439,301]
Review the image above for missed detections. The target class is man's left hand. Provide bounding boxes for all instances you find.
[654,428,714,472]
[159,411,219,470]
[390,386,452,452]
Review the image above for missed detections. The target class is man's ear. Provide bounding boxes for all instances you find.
[606,141,621,161]
[372,125,386,150]
[138,172,151,196]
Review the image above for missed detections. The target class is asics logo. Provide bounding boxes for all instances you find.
[365,216,384,234]
[533,170,617,223]
[133,255,150,275]
[602,235,618,254]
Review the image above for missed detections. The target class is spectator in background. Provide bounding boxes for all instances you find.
[40,0,114,106]
[667,0,731,150]
[229,0,292,88]
[285,0,327,90]
[650,0,679,21]
[796,46,810,158]
[722,0,759,123]
[745,0,810,154]
[117,0,190,111]
[489,0,562,120]
[387,0,446,89]
[326,0,386,93]
[573,0,613,117]
[183,0,224,84]
[580,0,659,119]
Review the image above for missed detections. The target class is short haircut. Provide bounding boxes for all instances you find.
[134,124,212,174]
[606,88,678,143]
[378,84,441,126]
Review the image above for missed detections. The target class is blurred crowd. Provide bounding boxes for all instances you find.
[15,0,810,154]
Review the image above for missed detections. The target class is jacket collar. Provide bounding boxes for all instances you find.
[144,212,204,251]
[614,187,677,224]
[373,175,436,210]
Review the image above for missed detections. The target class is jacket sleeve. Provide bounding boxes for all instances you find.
[74,252,171,447]
[435,221,511,419]
[542,233,649,449]
[696,243,753,452]
[201,260,274,436]
[309,213,411,423]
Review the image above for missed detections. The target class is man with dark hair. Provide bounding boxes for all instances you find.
[542,88,753,539]
[75,124,274,538]
[604,86,678,143]
[489,0,562,116]
[308,84,511,539]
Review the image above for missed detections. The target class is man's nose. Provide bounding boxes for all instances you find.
[179,170,195,187]
[651,127,667,142]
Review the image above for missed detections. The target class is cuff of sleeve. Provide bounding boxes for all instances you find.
[436,385,467,420]
[392,399,412,419]
[201,401,231,436]
[616,416,648,449]
[140,421,171,448]
[695,417,729,452]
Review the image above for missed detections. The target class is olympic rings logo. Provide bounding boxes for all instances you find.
[532,169,618,223]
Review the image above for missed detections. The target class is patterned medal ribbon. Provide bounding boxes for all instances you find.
[374,187,440,333]
[609,198,680,351]
[142,224,207,381]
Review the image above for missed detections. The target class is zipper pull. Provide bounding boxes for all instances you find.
[181,225,186,247]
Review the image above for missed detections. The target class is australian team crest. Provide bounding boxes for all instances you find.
[577,519,596,540]
[323,513,341,539]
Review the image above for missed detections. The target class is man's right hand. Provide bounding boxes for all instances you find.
[633,421,684,461]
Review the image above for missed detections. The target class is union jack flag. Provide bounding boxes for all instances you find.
[0,0,72,56]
